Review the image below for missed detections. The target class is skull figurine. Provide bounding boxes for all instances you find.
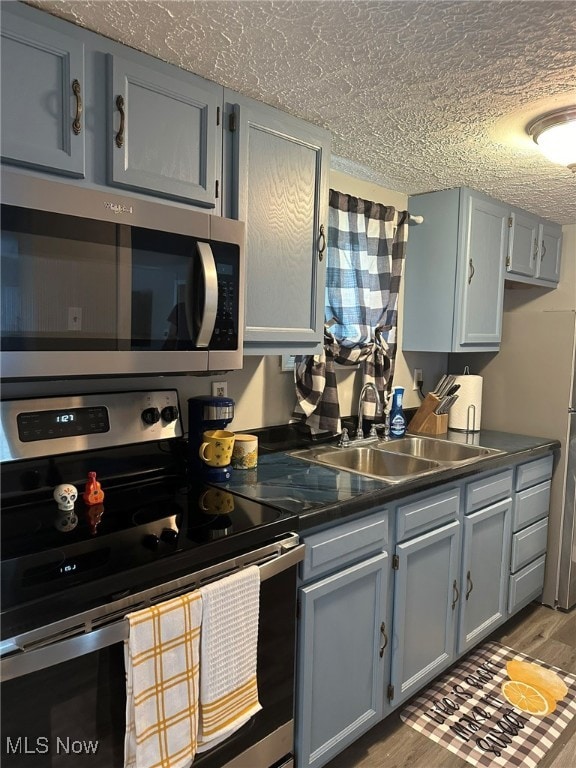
[53,483,78,512]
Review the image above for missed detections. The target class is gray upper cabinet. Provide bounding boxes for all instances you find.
[537,221,562,283]
[506,207,562,285]
[108,55,222,207]
[403,187,508,353]
[224,91,330,354]
[0,10,85,177]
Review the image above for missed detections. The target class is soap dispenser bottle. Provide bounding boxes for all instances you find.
[390,386,406,438]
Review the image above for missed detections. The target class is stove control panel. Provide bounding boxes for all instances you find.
[1,390,182,462]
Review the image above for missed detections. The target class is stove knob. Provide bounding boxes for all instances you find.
[161,405,179,423]
[160,527,178,544]
[142,533,160,550]
[141,407,161,425]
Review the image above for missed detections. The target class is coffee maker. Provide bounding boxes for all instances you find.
[188,395,235,481]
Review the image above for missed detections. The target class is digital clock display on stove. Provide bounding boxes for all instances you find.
[17,406,110,442]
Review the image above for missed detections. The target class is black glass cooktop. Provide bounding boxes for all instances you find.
[1,443,297,639]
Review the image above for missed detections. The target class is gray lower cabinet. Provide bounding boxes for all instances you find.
[224,90,330,355]
[0,9,85,177]
[403,187,509,353]
[108,55,222,206]
[388,487,461,707]
[506,207,562,285]
[295,512,389,768]
[457,497,512,654]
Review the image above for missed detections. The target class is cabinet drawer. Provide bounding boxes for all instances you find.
[515,454,553,491]
[510,518,548,573]
[301,511,388,583]
[508,555,546,614]
[513,480,551,532]
[465,470,513,514]
[396,487,460,542]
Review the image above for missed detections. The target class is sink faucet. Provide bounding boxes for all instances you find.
[356,383,383,439]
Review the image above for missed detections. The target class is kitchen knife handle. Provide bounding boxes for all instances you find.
[115,95,125,149]
[72,79,82,135]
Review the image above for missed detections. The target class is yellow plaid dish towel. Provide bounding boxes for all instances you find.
[197,565,262,751]
[124,591,202,768]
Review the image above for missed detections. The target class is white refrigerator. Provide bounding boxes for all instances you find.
[476,308,576,609]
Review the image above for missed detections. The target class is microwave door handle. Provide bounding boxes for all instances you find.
[192,241,218,348]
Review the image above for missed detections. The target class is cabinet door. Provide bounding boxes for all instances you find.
[389,520,461,708]
[296,553,388,768]
[109,55,222,207]
[0,9,85,176]
[455,191,508,348]
[506,210,539,278]
[457,498,512,655]
[226,91,330,354]
[536,222,562,283]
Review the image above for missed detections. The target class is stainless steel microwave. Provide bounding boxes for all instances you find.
[0,171,245,380]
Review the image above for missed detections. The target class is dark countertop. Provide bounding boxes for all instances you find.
[221,429,560,532]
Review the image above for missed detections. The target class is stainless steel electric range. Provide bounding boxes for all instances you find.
[0,390,302,768]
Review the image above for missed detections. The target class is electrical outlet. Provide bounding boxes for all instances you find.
[211,381,228,398]
[413,368,423,390]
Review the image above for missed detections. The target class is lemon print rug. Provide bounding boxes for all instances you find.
[399,640,576,768]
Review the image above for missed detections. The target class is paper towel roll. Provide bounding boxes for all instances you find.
[447,375,483,432]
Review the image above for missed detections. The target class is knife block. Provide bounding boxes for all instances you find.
[407,393,449,436]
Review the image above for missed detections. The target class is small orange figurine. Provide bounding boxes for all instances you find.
[83,471,105,506]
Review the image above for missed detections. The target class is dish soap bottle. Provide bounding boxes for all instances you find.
[390,386,406,438]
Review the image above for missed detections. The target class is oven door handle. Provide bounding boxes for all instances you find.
[1,542,304,682]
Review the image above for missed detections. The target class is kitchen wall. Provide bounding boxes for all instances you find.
[2,167,444,435]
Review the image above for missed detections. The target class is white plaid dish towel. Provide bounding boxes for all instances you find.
[124,591,202,768]
[197,565,262,752]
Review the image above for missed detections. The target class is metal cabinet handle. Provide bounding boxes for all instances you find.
[72,79,82,135]
[468,258,475,285]
[451,579,460,610]
[465,570,474,600]
[318,224,326,262]
[379,621,388,657]
[115,95,125,149]
[540,241,547,260]
[533,238,539,262]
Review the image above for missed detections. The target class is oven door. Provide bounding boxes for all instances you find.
[1,536,302,768]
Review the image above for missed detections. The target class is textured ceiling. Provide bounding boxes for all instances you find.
[27,1,576,223]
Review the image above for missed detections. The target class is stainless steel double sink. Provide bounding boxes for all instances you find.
[290,435,503,483]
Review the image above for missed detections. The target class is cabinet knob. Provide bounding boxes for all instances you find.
[115,95,125,149]
[451,579,460,610]
[379,621,388,657]
[317,224,326,262]
[72,79,82,135]
[465,570,474,600]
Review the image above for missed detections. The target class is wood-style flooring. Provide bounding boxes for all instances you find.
[325,603,576,768]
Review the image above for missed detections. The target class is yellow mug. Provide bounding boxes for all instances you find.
[198,429,235,467]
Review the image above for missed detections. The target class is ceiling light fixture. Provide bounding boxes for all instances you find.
[526,106,576,172]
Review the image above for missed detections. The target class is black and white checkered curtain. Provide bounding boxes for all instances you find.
[292,190,409,435]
